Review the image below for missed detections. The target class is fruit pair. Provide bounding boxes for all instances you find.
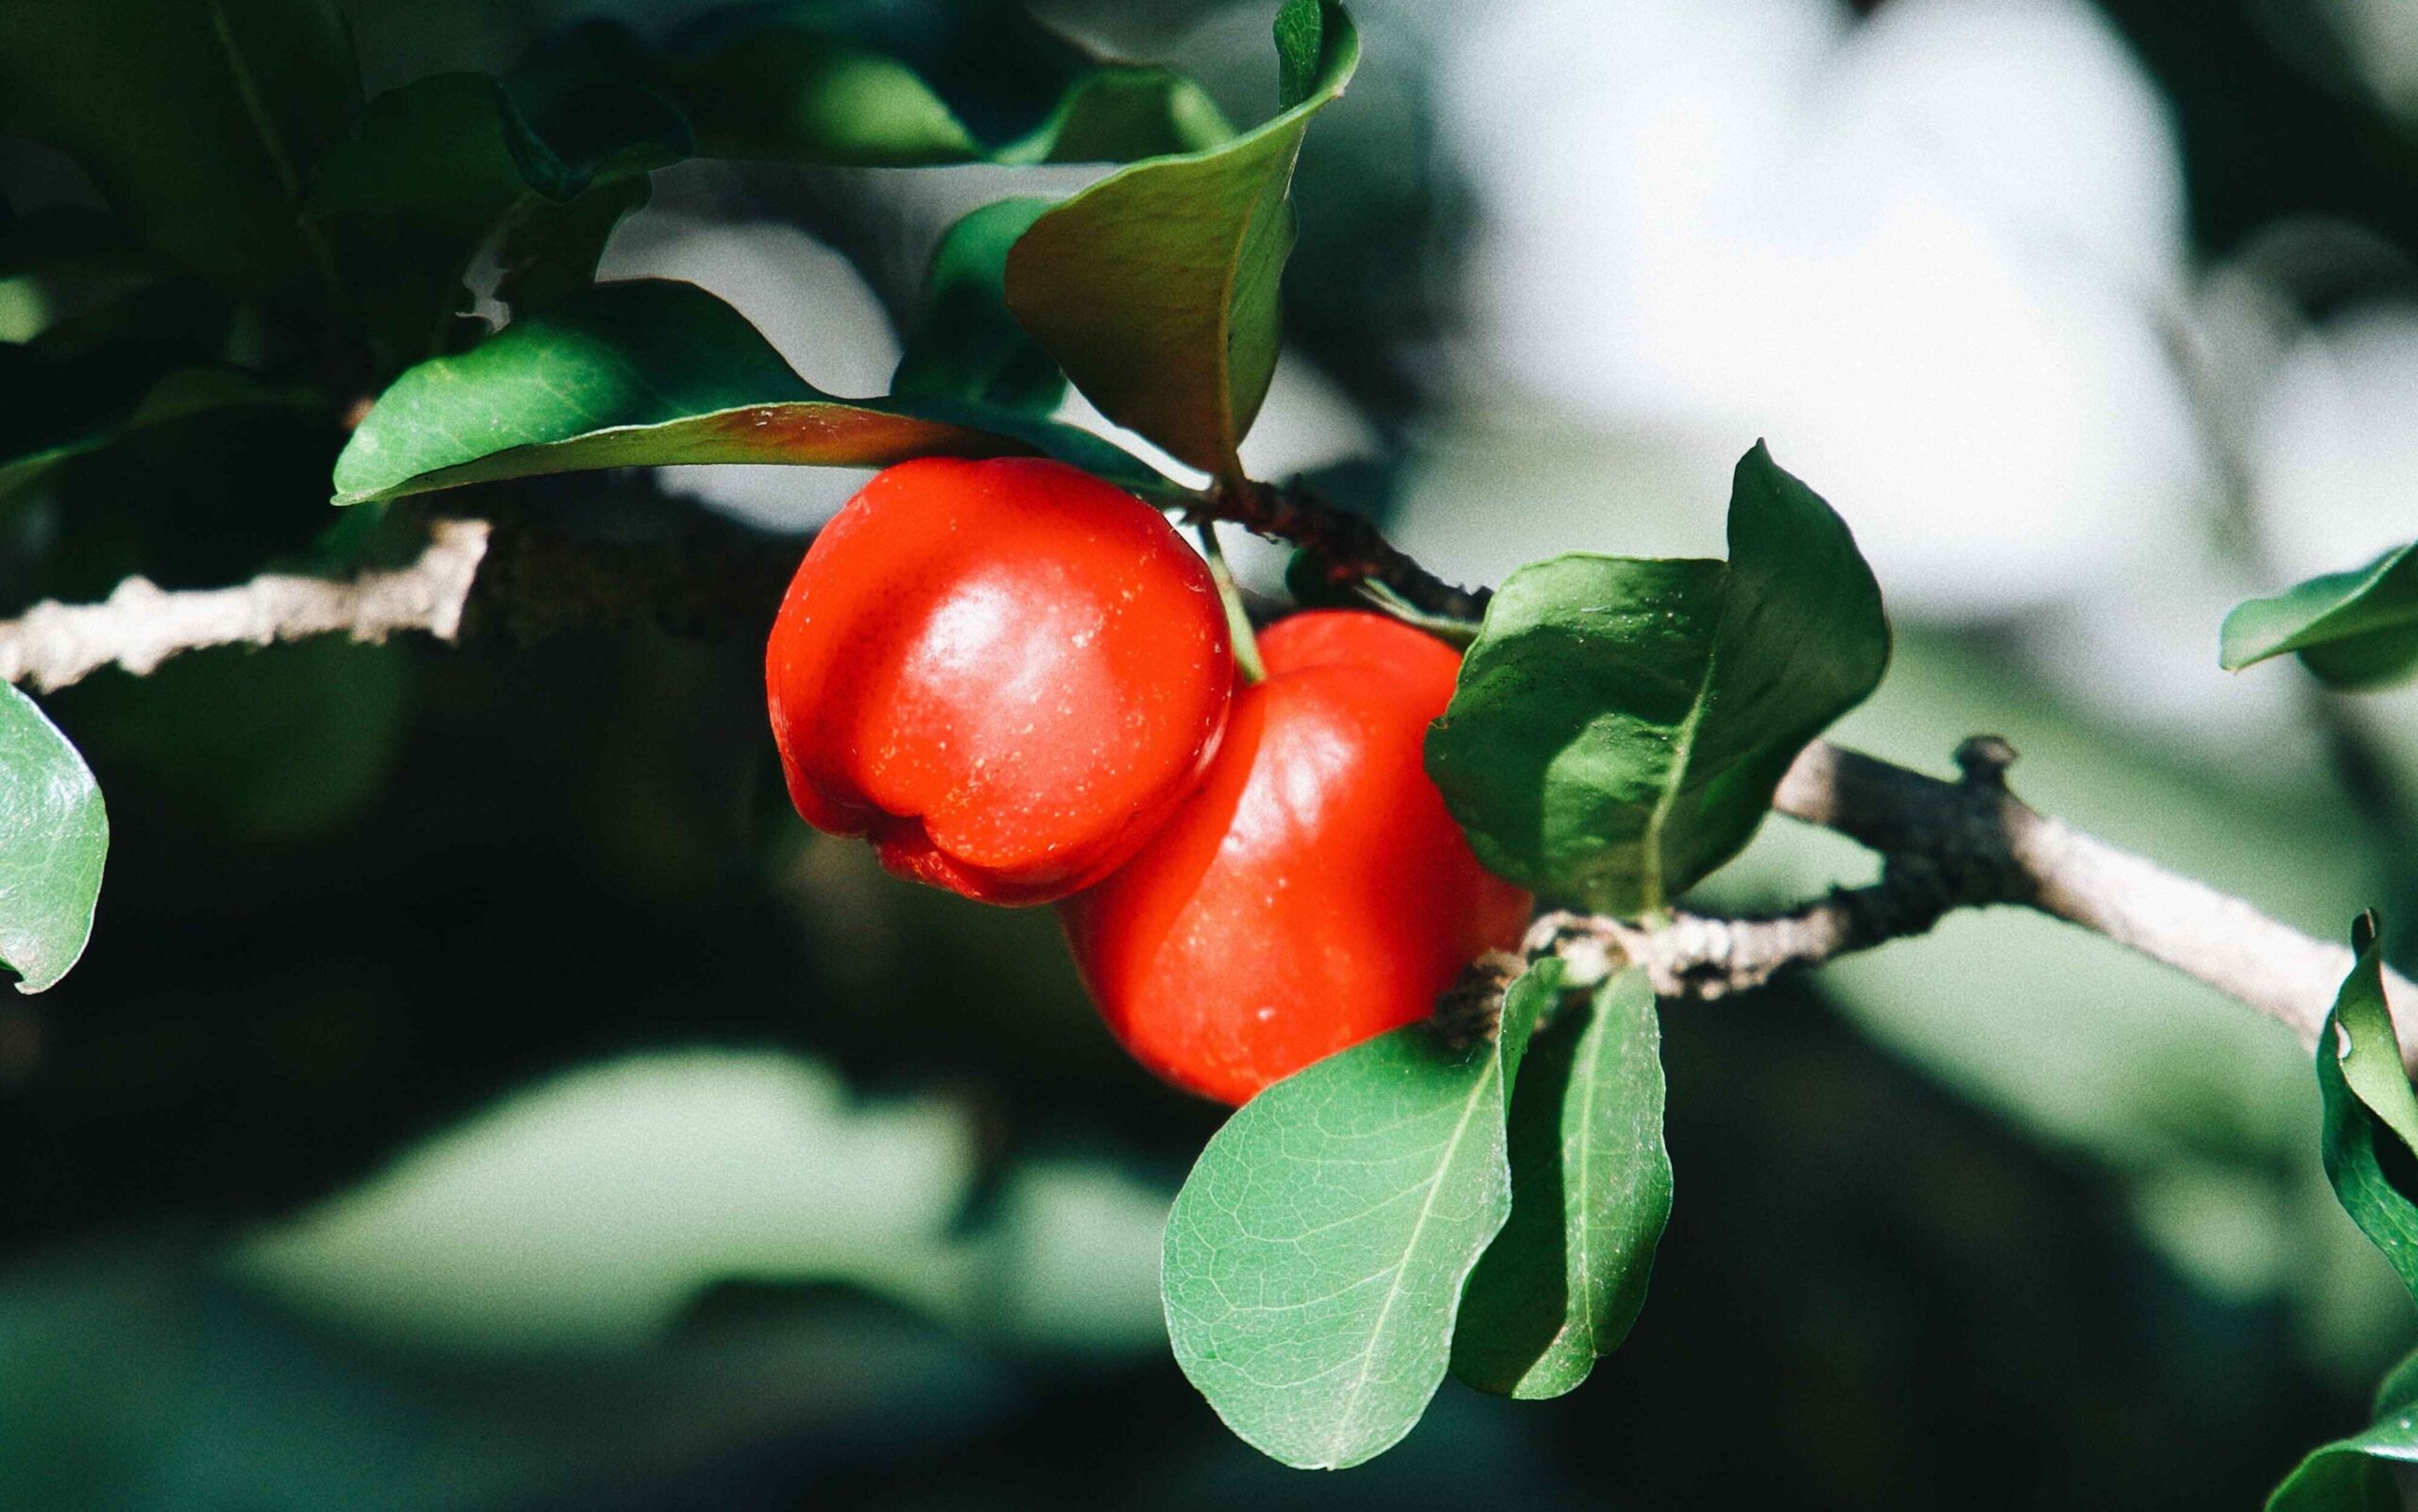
[766,457,1529,1103]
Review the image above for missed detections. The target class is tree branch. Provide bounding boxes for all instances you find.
[1196,478,1493,622]
[1543,734,2414,1065]
[0,519,491,692]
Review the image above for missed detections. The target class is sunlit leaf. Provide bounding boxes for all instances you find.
[0,682,107,994]
[332,280,1169,505]
[1451,967,1670,1399]
[892,198,1064,414]
[1162,959,1556,1470]
[2223,541,2418,691]
[2267,1343,2418,1511]
[1004,0,1358,479]
[0,0,359,305]
[2316,913,2418,1306]
[1427,442,1889,914]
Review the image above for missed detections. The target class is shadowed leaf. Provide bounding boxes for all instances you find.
[0,0,359,305]
[1451,967,1670,1399]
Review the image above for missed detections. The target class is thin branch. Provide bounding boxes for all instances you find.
[0,519,491,692]
[1543,735,2414,1064]
[1194,477,1493,622]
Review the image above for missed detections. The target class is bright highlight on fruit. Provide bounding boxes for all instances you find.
[766,457,1235,905]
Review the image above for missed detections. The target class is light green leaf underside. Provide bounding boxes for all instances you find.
[1162,959,1557,1470]
[0,683,108,994]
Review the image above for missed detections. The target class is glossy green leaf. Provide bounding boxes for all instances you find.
[0,0,359,305]
[662,6,1231,168]
[2223,541,2418,690]
[1427,442,1890,915]
[307,72,686,368]
[2267,1344,2418,1511]
[1162,959,1558,1470]
[892,198,1064,414]
[2317,913,2418,1305]
[0,683,107,994]
[1451,967,1670,1399]
[1004,0,1358,479]
[332,279,1166,505]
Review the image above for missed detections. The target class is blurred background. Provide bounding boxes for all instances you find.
[7,0,2418,1505]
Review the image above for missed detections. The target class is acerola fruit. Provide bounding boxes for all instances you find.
[1060,610,1533,1104]
[766,456,1233,905]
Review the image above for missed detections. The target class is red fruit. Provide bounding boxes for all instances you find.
[766,456,1233,905]
[1061,610,1533,1104]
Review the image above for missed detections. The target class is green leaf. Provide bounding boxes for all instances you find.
[0,207,154,281]
[307,71,687,369]
[0,344,318,501]
[2317,913,2418,1305]
[1162,959,1558,1470]
[892,198,1064,414]
[2267,1343,2418,1511]
[332,279,1167,505]
[1426,442,1890,915]
[2223,541,2418,690]
[1451,966,1671,1399]
[0,682,107,994]
[663,7,1231,168]
[1004,0,1359,479]
[0,0,359,305]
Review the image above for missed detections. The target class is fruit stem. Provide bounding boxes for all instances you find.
[1196,522,1266,684]
[1357,580,1479,648]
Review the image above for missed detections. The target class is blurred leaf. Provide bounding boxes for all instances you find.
[2267,1344,2418,1511]
[2223,542,2418,691]
[332,279,1167,505]
[662,5,1231,168]
[0,207,154,281]
[1162,958,1554,1470]
[56,637,410,844]
[232,1049,982,1351]
[307,72,688,370]
[1004,0,1358,479]
[2317,913,2418,1306]
[1427,443,1889,915]
[891,198,1064,413]
[1451,967,1670,1399]
[0,0,359,305]
[0,682,106,994]
[0,355,318,501]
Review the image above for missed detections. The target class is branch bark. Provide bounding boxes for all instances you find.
[0,519,491,692]
[1547,735,2413,1064]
